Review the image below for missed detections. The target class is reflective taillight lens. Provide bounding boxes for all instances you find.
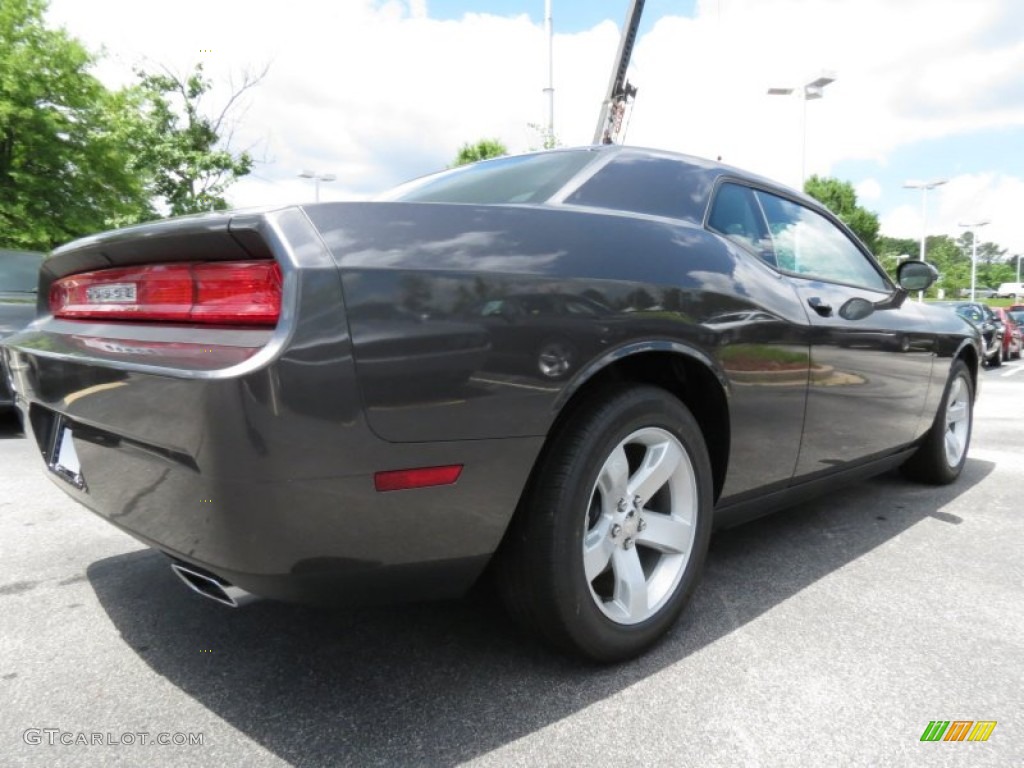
[49,261,282,326]
[374,465,463,492]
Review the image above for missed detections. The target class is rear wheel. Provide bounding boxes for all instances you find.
[496,385,713,661]
[901,360,973,485]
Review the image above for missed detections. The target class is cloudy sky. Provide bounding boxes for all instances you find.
[46,0,1024,254]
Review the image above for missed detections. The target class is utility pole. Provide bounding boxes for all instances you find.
[543,0,554,148]
[593,0,645,145]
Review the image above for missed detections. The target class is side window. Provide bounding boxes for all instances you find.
[755,191,888,291]
[707,183,777,267]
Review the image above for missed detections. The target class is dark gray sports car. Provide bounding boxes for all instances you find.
[1,146,982,661]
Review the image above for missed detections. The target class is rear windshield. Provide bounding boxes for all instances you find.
[953,305,984,323]
[383,151,597,205]
[0,251,43,293]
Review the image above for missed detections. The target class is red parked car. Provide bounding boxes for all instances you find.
[993,307,1023,360]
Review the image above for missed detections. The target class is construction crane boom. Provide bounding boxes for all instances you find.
[593,0,646,144]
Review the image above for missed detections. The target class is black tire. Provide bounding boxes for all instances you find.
[496,384,713,662]
[901,360,973,485]
[988,343,1002,367]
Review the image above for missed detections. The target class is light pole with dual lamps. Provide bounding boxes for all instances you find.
[298,170,336,203]
[958,220,990,302]
[903,178,947,301]
[767,72,837,184]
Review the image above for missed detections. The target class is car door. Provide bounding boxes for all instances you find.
[752,189,936,478]
[704,182,811,498]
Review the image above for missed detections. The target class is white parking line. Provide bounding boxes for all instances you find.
[968,447,1024,463]
[1000,366,1024,377]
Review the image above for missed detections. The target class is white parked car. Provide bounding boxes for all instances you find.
[997,282,1024,298]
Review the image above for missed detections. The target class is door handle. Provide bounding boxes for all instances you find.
[807,297,833,317]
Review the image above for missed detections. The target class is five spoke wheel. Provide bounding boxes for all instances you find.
[495,384,713,661]
[943,375,970,468]
[583,428,697,624]
[902,359,974,485]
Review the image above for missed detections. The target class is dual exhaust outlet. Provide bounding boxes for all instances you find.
[170,562,257,608]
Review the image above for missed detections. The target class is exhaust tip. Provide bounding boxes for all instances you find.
[170,563,255,608]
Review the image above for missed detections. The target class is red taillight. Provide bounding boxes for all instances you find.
[49,261,282,326]
[374,465,463,492]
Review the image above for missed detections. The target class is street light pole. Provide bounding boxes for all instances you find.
[767,72,836,184]
[543,0,554,148]
[298,170,337,203]
[903,179,947,261]
[903,178,947,301]
[959,220,990,302]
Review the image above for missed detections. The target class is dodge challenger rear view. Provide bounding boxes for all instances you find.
[1,146,982,661]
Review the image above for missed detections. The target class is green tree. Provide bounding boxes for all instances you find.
[875,234,971,297]
[135,63,264,216]
[875,235,918,274]
[926,235,970,297]
[803,175,881,253]
[951,231,1015,290]
[452,138,507,167]
[0,0,154,250]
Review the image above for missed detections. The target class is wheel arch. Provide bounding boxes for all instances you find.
[953,338,980,392]
[547,342,731,504]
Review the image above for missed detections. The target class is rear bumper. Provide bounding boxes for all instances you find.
[13,351,539,604]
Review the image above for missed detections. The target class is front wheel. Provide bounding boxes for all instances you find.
[496,385,713,661]
[988,343,1003,367]
[901,360,973,485]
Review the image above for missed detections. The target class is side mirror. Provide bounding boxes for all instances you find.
[897,260,938,292]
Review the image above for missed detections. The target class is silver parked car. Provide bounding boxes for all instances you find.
[0,249,44,416]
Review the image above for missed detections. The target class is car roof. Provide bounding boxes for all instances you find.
[568,144,819,210]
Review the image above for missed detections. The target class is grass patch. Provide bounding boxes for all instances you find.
[925,297,1016,307]
[720,344,809,371]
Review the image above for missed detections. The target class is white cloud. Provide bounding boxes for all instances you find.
[881,172,1024,254]
[855,178,882,202]
[44,0,1024,250]
[625,0,1024,187]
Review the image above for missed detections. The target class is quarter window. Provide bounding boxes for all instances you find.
[564,153,707,221]
[707,183,777,267]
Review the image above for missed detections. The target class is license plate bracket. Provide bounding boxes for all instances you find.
[49,418,86,490]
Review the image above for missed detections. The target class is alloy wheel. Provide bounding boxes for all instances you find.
[582,427,697,625]
[944,375,971,467]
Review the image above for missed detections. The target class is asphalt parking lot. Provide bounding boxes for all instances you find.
[1,362,1021,767]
